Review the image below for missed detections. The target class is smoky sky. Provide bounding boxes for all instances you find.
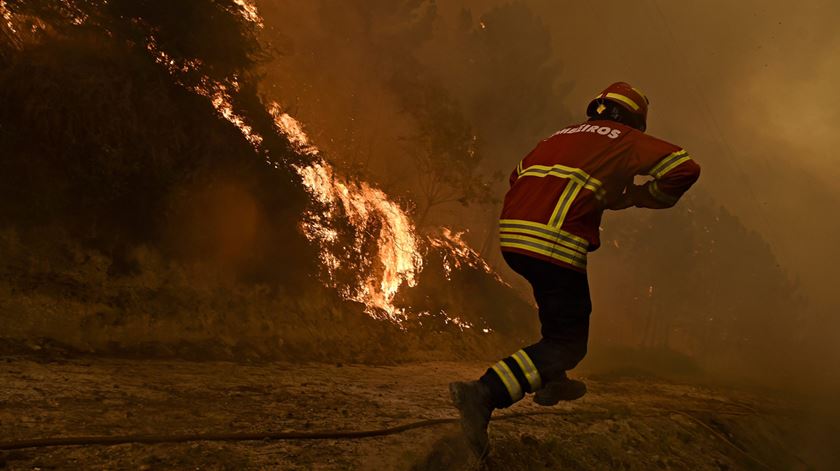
[257,0,840,310]
[525,0,840,309]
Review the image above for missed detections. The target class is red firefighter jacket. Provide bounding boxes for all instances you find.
[500,119,701,272]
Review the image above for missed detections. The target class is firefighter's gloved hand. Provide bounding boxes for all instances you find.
[607,187,637,210]
[609,184,655,210]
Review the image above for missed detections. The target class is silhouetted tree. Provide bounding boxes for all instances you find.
[395,79,492,226]
[600,193,803,372]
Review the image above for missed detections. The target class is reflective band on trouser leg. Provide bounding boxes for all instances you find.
[491,360,523,402]
[511,349,542,391]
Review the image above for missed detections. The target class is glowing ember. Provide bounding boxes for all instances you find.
[428,228,501,282]
[56,0,90,26]
[232,0,263,28]
[442,311,473,331]
[269,103,319,156]
[206,84,264,148]
[146,37,264,154]
[146,38,204,75]
[1,0,15,32]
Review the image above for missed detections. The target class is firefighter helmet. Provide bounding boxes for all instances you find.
[586,82,649,132]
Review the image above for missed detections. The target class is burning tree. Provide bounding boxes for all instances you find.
[0,0,536,359]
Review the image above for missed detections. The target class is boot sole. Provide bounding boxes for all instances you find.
[533,382,587,406]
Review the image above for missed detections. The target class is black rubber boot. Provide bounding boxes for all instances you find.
[533,376,587,406]
[449,380,493,459]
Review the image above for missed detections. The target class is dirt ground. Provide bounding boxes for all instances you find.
[0,356,835,470]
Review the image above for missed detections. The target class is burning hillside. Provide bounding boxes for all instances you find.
[0,0,534,360]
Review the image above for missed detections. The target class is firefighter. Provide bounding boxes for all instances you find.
[449,82,701,458]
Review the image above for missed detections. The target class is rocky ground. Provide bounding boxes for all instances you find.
[0,356,835,470]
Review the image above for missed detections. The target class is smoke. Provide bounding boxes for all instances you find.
[0,0,541,363]
[253,0,840,386]
[524,0,840,308]
[3,0,837,385]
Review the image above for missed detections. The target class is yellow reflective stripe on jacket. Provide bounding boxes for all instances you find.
[648,181,678,205]
[499,224,589,257]
[512,350,542,391]
[499,234,587,269]
[516,160,524,176]
[499,233,587,266]
[548,180,583,227]
[518,164,606,201]
[499,219,589,252]
[655,155,692,180]
[648,150,690,179]
[492,360,523,401]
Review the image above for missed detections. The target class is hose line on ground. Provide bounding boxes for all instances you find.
[0,408,754,453]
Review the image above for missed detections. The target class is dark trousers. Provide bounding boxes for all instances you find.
[480,252,592,408]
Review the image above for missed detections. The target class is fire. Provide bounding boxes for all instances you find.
[1,0,510,338]
[1,0,14,32]
[271,109,508,324]
[147,27,428,321]
[295,161,424,321]
[269,103,319,156]
[140,4,499,327]
[206,83,265,149]
[270,108,424,320]
[428,228,501,282]
[232,0,263,28]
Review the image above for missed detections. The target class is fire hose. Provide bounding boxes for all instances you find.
[0,408,775,469]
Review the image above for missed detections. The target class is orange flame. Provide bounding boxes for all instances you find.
[1,0,15,32]
[295,161,424,321]
[232,0,263,28]
[428,228,503,283]
[272,108,424,321]
[269,103,319,156]
[142,9,499,328]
